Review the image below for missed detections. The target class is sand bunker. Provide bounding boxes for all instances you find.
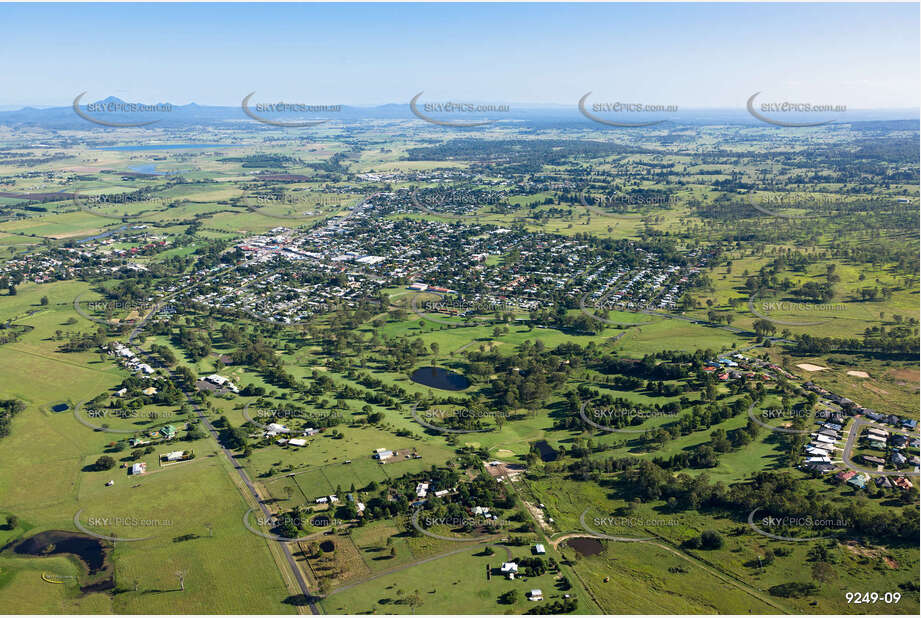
[847,370,870,378]
[797,363,828,372]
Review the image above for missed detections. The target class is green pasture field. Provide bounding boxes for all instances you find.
[321,538,593,615]
[0,209,114,240]
[612,318,747,357]
[557,539,784,614]
[0,391,296,613]
[0,284,300,613]
[695,250,917,342]
[0,555,112,614]
[529,476,920,615]
[237,422,454,485]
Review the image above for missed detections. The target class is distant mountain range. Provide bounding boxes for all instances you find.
[0,96,916,130]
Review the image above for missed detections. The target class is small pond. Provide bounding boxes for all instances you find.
[534,440,558,462]
[410,366,471,391]
[14,530,108,574]
[566,537,604,556]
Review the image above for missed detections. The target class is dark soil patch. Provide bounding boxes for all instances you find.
[566,536,603,556]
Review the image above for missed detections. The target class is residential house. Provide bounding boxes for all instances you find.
[265,423,290,434]
[847,474,868,489]
[835,469,857,483]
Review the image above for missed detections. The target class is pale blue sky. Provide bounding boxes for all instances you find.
[0,2,917,108]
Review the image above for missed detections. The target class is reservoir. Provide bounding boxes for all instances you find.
[410,366,471,391]
[127,164,174,175]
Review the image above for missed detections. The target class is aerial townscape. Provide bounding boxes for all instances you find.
[0,2,918,617]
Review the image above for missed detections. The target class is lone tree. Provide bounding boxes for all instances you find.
[94,455,116,471]
[700,530,724,550]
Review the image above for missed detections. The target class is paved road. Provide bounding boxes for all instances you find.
[842,417,920,477]
[123,273,320,614]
